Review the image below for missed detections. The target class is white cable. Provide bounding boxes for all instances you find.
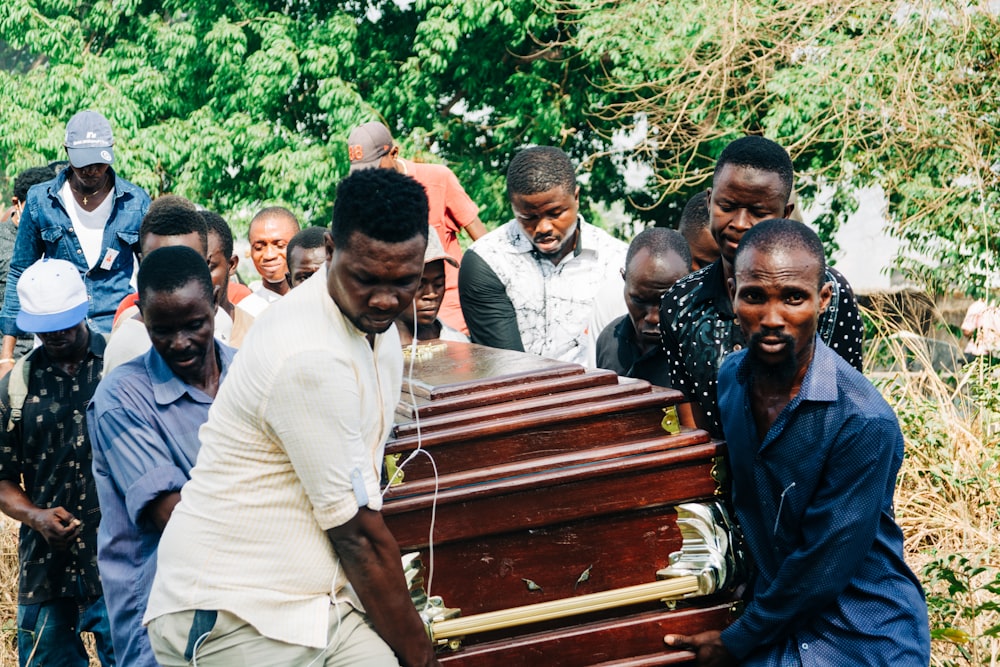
[189,629,211,666]
[302,559,345,667]
[381,297,441,599]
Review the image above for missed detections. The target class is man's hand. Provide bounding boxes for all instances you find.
[328,508,441,667]
[29,506,81,550]
[664,630,736,667]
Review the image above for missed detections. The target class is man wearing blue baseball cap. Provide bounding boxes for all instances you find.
[0,258,115,666]
[0,110,150,378]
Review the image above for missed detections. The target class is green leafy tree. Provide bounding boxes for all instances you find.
[1,0,996,295]
[537,0,1000,294]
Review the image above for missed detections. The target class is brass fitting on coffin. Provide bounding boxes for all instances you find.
[405,500,742,650]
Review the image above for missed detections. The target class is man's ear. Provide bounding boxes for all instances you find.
[227,254,239,277]
[818,280,833,314]
[784,202,794,219]
[286,272,294,289]
[727,277,737,302]
[324,231,335,261]
[212,284,223,308]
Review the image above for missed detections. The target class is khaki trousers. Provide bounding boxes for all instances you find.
[147,604,401,667]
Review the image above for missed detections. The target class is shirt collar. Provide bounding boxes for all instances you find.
[691,260,734,315]
[507,216,591,261]
[88,326,107,358]
[145,341,234,406]
[735,335,838,403]
[33,325,107,367]
[796,337,838,402]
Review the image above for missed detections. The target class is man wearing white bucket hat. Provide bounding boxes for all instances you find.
[0,258,114,666]
[0,110,150,378]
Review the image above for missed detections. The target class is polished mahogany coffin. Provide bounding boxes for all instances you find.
[383,342,740,666]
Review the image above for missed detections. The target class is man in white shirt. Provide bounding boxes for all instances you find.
[236,206,300,318]
[146,168,440,667]
[459,146,627,365]
[103,196,236,372]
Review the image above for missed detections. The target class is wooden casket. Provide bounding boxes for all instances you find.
[382,342,742,666]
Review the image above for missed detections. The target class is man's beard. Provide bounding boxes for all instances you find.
[746,331,799,386]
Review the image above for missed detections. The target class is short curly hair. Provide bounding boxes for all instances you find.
[140,195,208,255]
[330,169,428,249]
[734,218,826,289]
[713,136,793,202]
[506,146,577,199]
[13,166,56,202]
[138,245,214,304]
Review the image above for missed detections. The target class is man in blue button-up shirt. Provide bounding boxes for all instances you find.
[0,111,150,376]
[88,247,234,667]
[666,218,929,666]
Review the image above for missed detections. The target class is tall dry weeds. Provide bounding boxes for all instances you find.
[0,305,994,665]
[0,517,21,666]
[866,303,1000,666]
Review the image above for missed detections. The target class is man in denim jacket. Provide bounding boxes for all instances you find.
[0,111,150,376]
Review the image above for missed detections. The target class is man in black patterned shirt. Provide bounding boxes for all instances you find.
[0,258,114,666]
[659,137,864,437]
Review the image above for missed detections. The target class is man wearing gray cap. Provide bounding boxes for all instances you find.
[0,258,115,667]
[0,110,150,377]
[347,120,485,335]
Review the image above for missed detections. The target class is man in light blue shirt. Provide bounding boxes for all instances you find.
[88,246,235,667]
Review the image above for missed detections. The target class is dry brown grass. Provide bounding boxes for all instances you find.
[0,517,19,666]
[0,517,100,667]
[866,305,1000,665]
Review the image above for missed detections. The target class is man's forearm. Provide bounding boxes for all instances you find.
[329,508,440,667]
[0,479,39,526]
[0,335,17,374]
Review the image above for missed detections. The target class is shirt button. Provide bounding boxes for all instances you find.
[801,642,809,650]
[77,249,82,254]
[733,344,742,351]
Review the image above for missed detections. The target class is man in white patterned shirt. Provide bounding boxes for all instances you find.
[145,168,440,667]
[459,146,627,365]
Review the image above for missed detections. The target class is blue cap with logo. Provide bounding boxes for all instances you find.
[64,110,115,169]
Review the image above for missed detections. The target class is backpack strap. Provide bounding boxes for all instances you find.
[6,354,31,432]
[4,331,110,431]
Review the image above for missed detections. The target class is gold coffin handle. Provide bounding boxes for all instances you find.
[409,500,741,647]
[429,575,702,642]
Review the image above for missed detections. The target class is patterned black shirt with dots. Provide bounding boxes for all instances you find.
[659,260,864,438]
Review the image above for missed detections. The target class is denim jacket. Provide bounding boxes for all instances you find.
[0,169,150,335]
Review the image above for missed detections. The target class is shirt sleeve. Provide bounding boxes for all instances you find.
[458,249,524,351]
[720,415,899,659]
[595,317,624,375]
[262,349,384,532]
[442,168,480,230]
[89,405,190,526]
[0,373,20,482]
[823,267,864,372]
[659,292,694,399]
[0,201,44,336]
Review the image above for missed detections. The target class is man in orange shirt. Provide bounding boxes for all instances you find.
[347,121,485,334]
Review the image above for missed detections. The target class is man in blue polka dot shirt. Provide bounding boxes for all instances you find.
[665,219,929,665]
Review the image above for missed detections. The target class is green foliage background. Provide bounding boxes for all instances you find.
[0,0,997,295]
